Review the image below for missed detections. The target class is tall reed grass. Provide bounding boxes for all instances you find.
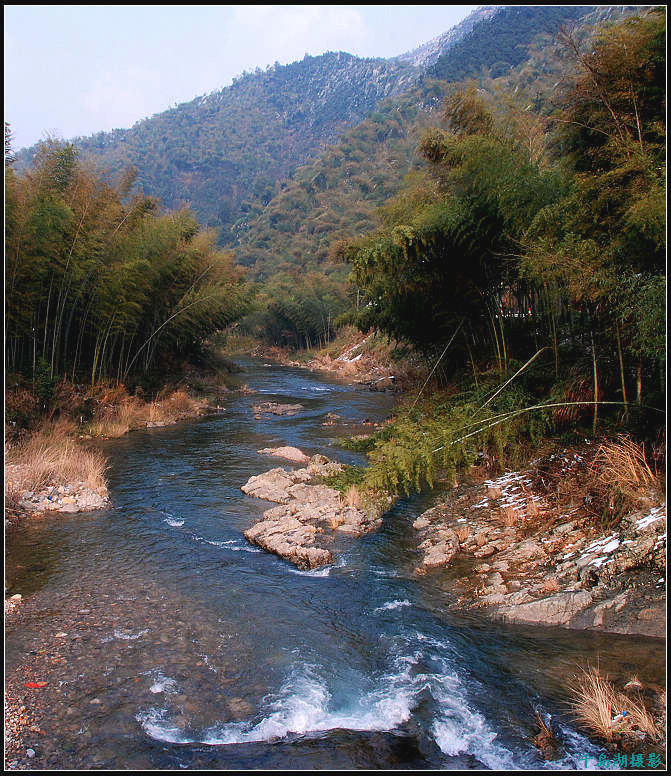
[5,419,108,503]
[569,666,663,744]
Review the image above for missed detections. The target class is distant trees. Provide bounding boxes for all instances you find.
[5,140,249,386]
[15,52,417,238]
[428,6,590,83]
[240,271,348,350]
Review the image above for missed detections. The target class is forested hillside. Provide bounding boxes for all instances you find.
[427,5,592,81]
[8,6,661,361]
[13,5,607,247]
[231,5,650,349]
[15,53,419,235]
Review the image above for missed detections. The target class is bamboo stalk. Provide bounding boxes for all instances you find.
[615,322,629,421]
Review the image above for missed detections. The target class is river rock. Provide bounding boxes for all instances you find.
[244,516,332,569]
[420,529,459,569]
[514,539,548,561]
[241,455,373,568]
[241,468,311,503]
[228,697,253,720]
[473,543,498,558]
[256,446,311,464]
[495,590,594,626]
[252,402,304,416]
[413,516,431,530]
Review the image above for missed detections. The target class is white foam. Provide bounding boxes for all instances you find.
[170,658,418,747]
[429,668,517,769]
[164,518,185,527]
[149,672,178,694]
[551,722,615,769]
[374,600,412,613]
[371,568,399,578]
[136,708,191,744]
[204,538,262,553]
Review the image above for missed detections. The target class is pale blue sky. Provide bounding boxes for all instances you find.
[4,5,478,151]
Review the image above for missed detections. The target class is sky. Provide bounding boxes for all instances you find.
[4,4,478,151]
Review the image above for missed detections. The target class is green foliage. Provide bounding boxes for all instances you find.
[428,6,591,83]
[34,358,57,411]
[322,464,366,494]
[339,435,380,454]
[234,85,444,281]
[342,92,561,362]
[615,273,666,363]
[360,377,553,497]
[5,141,250,387]
[328,8,665,499]
[521,8,666,395]
[16,53,418,238]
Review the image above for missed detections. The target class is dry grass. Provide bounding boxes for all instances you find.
[87,401,142,437]
[569,667,624,742]
[569,666,664,744]
[147,390,199,424]
[5,420,107,499]
[592,435,657,497]
[532,712,560,760]
[526,499,539,518]
[84,389,200,436]
[342,484,362,510]
[501,506,519,527]
[540,578,560,594]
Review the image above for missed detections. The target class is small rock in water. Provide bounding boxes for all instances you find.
[26,749,36,758]
[256,446,310,464]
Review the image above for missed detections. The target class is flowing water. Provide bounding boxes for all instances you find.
[5,359,664,769]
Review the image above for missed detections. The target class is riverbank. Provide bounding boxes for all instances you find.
[246,327,424,392]
[5,371,235,529]
[408,438,666,639]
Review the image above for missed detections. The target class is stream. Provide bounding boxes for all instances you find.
[5,359,664,769]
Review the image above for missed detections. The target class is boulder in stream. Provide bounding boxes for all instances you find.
[256,446,311,464]
[241,454,375,568]
[252,402,304,417]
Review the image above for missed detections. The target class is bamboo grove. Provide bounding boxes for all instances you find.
[340,10,665,425]
[5,138,249,388]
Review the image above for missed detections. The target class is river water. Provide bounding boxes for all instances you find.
[5,359,664,769]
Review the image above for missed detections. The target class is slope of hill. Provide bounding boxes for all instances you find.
[427,5,593,81]
[15,53,419,235]
[233,82,449,280]
[394,6,498,68]
[234,4,637,283]
[12,4,645,266]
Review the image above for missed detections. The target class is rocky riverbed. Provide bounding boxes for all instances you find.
[409,443,666,637]
[241,448,387,569]
[5,470,109,525]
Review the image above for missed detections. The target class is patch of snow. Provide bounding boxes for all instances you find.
[636,504,666,531]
